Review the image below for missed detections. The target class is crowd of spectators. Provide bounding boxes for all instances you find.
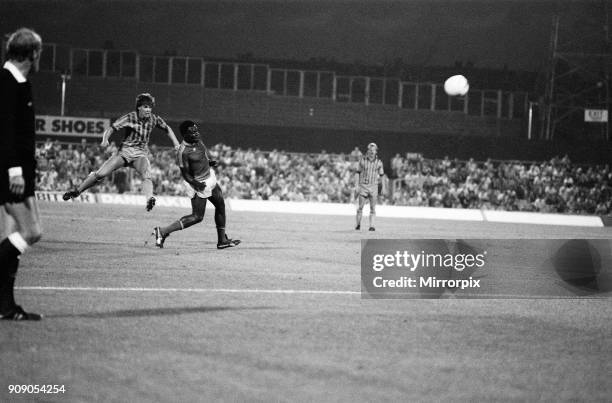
[35,139,612,215]
[37,139,115,193]
[35,139,368,204]
[390,153,612,215]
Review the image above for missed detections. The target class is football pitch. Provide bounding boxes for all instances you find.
[1,202,611,402]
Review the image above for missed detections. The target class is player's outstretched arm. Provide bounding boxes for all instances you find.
[104,113,133,147]
[166,126,181,150]
[100,126,114,147]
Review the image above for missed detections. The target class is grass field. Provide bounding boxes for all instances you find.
[1,202,611,402]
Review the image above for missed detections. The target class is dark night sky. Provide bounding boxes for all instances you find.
[1,0,608,72]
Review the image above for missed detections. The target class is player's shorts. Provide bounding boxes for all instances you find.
[119,145,149,165]
[0,164,36,205]
[358,183,378,199]
[185,170,217,199]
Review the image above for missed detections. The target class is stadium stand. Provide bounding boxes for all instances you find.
[36,140,611,215]
[19,41,612,216]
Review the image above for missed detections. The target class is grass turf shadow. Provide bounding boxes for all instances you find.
[47,305,272,319]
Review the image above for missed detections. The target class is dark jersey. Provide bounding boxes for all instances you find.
[0,64,36,171]
[0,63,36,203]
[177,140,211,182]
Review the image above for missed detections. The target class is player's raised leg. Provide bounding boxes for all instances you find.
[208,185,240,249]
[132,155,156,211]
[153,196,207,248]
[63,155,125,200]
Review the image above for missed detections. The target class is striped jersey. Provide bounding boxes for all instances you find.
[177,140,211,181]
[357,156,384,186]
[111,111,169,148]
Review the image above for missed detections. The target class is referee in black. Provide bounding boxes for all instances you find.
[0,28,44,320]
[355,142,385,231]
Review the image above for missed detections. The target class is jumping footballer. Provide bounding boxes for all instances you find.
[62,93,180,211]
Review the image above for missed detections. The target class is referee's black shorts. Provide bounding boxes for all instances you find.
[0,165,36,205]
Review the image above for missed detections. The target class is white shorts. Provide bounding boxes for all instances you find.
[185,170,217,199]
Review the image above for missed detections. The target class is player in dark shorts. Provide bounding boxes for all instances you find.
[153,121,240,249]
[0,28,44,320]
[62,93,180,211]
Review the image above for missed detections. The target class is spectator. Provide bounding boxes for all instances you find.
[34,141,612,215]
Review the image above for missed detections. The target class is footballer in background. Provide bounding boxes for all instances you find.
[355,142,384,231]
[153,121,240,250]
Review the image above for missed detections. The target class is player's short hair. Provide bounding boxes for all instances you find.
[135,93,155,108]
[5,27,42,62]
[179,120,198,136]
[367,142,378,151]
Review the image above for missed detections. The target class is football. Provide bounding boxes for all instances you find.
[444,74,470,96]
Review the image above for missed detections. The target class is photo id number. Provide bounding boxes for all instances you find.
[8,384,66,394]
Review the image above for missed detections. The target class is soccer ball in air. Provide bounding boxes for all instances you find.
[444,75,469,96]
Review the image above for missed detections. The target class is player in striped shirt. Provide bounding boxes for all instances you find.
[355,142,384,231]
[62,93,180,211]
[152,121,240,249]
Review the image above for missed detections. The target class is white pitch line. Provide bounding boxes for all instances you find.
[16,286,609,299]
[17,286,361,295]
